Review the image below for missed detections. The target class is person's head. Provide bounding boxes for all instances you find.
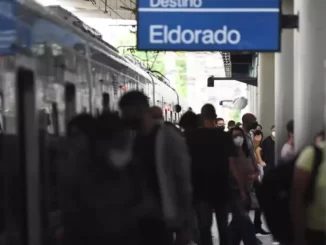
[315,130,325,144]
[216,117,225,130]
[67,113,95,139]
[256,124,263,131]
[118,91,149,130]
[149,106,164,125]
[227,120,236,130]
[229,126,249,157]
[235,122,242,128]
[201,103,217,128]
[253,129,263,144]
[242,113,258,132]
[286,119,294,141]
[271,125,275,138]
[179,111,197,132]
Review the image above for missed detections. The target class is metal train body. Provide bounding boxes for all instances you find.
[0,1,188,135]
[0,1,189,245]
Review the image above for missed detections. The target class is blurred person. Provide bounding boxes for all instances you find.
[227,120,236,131]
[228,127,260,245]
[215,117,225,130]
[242,114,269,236]
[119,91,193,245]
[292,142,326,245]
[256,124,263,131]
[315,130,325,144]
[253,129,265,180]
[179,111,198,133]
[236,122,242,128]
[261,125,276,175]
[186,104,238,245]
[149,106,164,126]
[281,120,295,161]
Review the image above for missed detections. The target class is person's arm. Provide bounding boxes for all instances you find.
[249,151,260,180]
[164,126,193,244]
[255,147,266,166]
[291,147,315,245]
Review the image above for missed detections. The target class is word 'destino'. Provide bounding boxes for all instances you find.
[150,25,241,45]
[149,0,202,8]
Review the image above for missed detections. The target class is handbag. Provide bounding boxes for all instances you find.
[250,190,260,210]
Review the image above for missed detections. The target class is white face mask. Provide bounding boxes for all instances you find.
[272,131,276,138]
[233,136,244,147]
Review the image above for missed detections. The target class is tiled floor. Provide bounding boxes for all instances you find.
[211,211,277,245]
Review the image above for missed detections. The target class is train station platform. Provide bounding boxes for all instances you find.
[211,211,276,245]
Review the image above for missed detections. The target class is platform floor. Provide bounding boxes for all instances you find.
[211,211,277,245]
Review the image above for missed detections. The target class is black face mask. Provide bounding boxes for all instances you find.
[250,121,258,130]
[255,129,262,136]
[217,126,225,131]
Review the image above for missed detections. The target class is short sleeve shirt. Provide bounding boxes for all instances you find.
[296,142,326,230]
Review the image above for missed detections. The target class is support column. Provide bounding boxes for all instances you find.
[294,0,326,150]
[258,53,275,137]
[274,0,294,161]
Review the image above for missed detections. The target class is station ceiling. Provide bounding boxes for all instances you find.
[43,0,136,20]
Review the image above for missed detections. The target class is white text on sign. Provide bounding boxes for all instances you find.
[150,25,241,45]
[150,0,202,8]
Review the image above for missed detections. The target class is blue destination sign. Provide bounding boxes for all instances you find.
[137,0,280,51]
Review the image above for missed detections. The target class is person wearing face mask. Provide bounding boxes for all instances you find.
[216,117,225,131]
[119,91,193,245]
[242,114,270,236]
[228,127,261,245]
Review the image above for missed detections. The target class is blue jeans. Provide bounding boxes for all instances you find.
[228,190,258,245]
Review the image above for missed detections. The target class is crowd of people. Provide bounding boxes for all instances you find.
[58,90,325,245]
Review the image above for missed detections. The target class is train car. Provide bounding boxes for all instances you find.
[0,1,189,245]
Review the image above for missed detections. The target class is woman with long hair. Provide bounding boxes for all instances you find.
[228,126,260,245]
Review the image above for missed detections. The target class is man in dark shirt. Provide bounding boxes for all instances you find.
[119,91,192,245]
[261,125,276,175]
[186,104,237,245]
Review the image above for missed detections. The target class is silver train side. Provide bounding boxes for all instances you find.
[0,2,189,135]
[0,1,190,244]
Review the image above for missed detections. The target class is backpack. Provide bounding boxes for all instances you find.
[258,145,323,244]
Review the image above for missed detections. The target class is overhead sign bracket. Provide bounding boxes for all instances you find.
[281,14,299,29]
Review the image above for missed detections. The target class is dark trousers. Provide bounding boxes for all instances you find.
[194,200,229,245]
[253,181,262,229]
[228,190,257,245]
[139,218,173,245]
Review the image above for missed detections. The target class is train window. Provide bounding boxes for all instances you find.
[112,82,118,97]
[16,67,42,245]
[51,103,59,136]
[64,83,76,126]
[102,92,110,110]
